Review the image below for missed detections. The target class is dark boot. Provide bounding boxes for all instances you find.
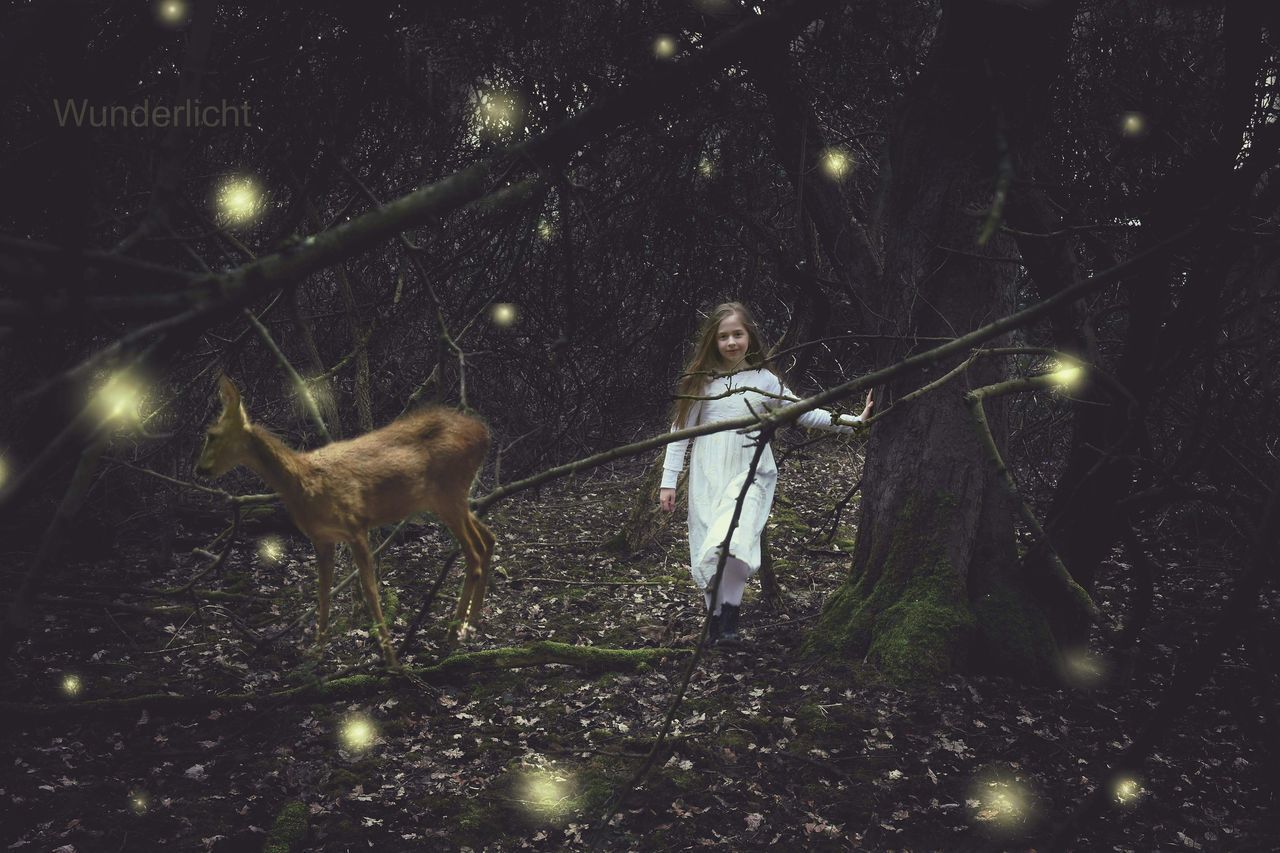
[704,610,722,647]
[718,604,742,646]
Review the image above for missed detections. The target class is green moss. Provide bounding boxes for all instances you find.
[263,801,308,853]
[795,701,839,736]
[830,525,858,552]
[769,501,811,536]
[866,591,975,682]
[455,798,506,847]
[326,768,362,794]
[380,586,400,625]
[576,768,620,816]
[464,669,520,700]
[805,493,975,684]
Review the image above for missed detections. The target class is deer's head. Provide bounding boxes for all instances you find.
[195,376,252,478]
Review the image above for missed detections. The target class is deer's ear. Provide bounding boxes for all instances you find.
[236,401,250,427]
[218,375,241,410]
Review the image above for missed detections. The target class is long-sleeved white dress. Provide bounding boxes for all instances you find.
[661,368,861,590]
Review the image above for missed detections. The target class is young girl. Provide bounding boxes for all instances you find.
[659,302,873,645]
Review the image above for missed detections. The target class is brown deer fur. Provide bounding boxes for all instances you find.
[195,376,495,667]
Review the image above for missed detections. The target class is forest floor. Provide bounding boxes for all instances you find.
[1,436,1277,852]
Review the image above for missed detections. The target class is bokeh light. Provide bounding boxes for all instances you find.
[215,174,266,227]
[491,303,519,327]
[95,373,144,425]
[820,148,852,180]
[1061,647,1108,689]
[154,0,189,26]
[341,714,377,752]
[653,35,678,60]
[476,91,523,135]
[968,774,1032,831]
[1121,111,1147,138]
[516,768,574,818]
[61,673,82,698]
[1112,775,1145,807]
[257,536,285,566]
[1047,361,1084,389]
[129,790,150,814]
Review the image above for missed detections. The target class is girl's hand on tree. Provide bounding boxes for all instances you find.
[659,488,676,512]
[860,389,874,422]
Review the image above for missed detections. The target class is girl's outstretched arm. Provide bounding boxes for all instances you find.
[774,379,873,432]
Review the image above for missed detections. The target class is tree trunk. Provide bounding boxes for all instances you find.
[808,0,1086,683]
[605,454,679,557]
[337,265,375,433]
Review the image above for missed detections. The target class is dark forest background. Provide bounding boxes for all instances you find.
[1,0,1278,850]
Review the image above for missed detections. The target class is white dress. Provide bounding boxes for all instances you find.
[661,368,861,590]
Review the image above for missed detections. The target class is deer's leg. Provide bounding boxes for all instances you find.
[464,514,495,628]
[439,505,486,636]
[315,542,336,647]
[349,533,399,668]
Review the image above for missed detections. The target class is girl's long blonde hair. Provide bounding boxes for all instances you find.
[671,302,778,429]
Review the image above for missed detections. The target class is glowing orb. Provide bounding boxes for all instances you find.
[341,714,377,751]
[1112,775,1144,806]
[129,790,149,814]
[653,35,677,60]
[697,157,715,178]
[155,0,189,26]
[517,769,574,817]
[491,303,519,327]
[968,776,1031,828]
[61,673,82,697]
[1061,648,1108,689]
[1048,363,1084,388]
[477,91,522,134]
[536,218,556,241]
[215,175,266,226]
[820,148,852,180]
[257,536,285,565]
[96,374,143,424]
[1121,112,1147,137]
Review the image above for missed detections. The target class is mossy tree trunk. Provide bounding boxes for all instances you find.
[807,0,1087,684]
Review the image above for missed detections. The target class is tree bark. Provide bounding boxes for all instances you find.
[808,0,1086,682]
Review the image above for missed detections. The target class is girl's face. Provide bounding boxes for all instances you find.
[716,313,750,370]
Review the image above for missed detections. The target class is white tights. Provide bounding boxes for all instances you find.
[703,556,751,615]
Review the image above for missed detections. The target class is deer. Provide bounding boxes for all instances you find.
[194,376,495,668]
